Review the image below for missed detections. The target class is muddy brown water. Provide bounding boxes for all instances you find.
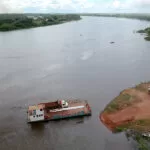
[0,16,150,150]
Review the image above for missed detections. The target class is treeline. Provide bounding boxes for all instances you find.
[0,14,81,31]
[81,13,150,21]
[138,27,150,41]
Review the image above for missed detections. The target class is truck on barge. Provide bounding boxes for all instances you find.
[27,100,91,123]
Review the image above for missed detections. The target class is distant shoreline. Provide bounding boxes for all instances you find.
[0,14,81,32]
[81,13,150,21]
[81,13,150,41]
[0,13,150,41]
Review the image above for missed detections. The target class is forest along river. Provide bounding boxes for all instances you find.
[0,16,150,150]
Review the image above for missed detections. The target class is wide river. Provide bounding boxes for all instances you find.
[0,16,150,150]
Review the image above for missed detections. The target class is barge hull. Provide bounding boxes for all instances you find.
[44,100,91,121]
[27,100,91,123]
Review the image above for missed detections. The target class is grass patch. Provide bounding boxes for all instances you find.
[135,82,150,92]
[103,81,150,113]
[115,119,150,133]
[115,126,128,133]
[135,84,146,92]
[104,93,135,113]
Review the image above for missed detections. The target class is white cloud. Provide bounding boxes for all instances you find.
[0,0,21,13]
[136,0,150,5]
[0,0,150,13]
[131,0,150,9]
[112,0,121,8]
[122,0,150,12]
[0,0,94,13]
[107,0,150,12]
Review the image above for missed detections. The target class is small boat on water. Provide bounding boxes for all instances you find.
[27,100,91,123]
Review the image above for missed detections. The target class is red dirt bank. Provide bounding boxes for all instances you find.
[100,82,150,132]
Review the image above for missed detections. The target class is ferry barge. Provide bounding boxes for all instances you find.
[27,100,91,123]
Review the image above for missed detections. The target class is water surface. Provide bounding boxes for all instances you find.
[0,16,150,150]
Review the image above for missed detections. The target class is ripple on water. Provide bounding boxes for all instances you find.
[80,51,95,60]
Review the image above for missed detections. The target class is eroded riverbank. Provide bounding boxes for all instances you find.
[100,82,150,132]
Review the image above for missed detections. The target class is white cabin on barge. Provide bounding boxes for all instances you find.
[27,104,45,123]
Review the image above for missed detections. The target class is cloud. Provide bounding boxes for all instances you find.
[106,0,150,12]
[112,0,121,8]
[0,1,8,13]
[0,0,94,13]
[0,0,21,13]
[131,0,150,8]
[0,0,150,13]
[136,0,150,5]
[120,0,150,12]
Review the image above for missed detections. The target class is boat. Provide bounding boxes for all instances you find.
[27,99,92,123]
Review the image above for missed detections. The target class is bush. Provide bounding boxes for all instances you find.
[0,23,16,31]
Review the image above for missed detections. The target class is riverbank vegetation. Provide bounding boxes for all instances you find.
[113,129,150,150]
[0,14,81,31]
[115,127,150,150]
[103,93,137,113]
[138,27,150,41]
[125,130,150,150]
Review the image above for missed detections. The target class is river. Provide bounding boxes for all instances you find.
[0,16,150,150]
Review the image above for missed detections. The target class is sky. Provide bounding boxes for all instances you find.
[0,0,150,13]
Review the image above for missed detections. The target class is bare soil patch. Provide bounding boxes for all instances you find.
[100,82,150,132]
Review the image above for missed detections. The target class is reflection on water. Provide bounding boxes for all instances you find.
[80,51,95,60]
[104,138,132,150]
[50,116,91,126]
[29,116,90,133]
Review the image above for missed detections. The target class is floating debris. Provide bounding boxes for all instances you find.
[110,41,115,44]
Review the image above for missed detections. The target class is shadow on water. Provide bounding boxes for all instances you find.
[50,115,91,126]
[29,116,91,131]
[28,122,47,137]
[30,122,45,132]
